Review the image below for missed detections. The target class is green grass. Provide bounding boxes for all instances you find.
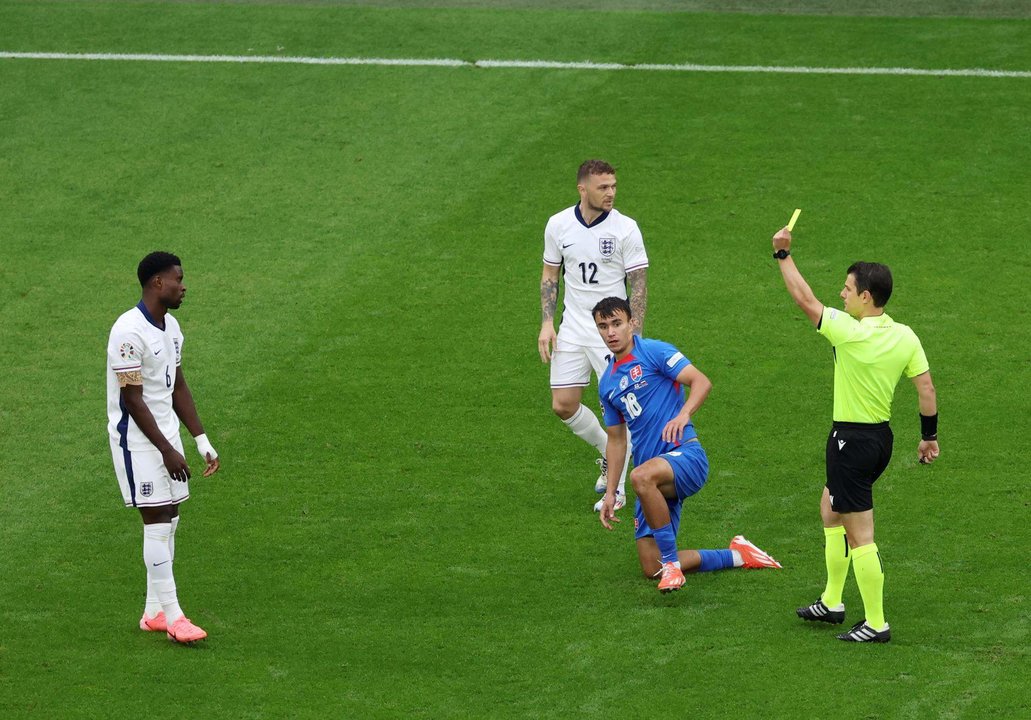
[40,0,1031,20]
[1,2,1029,718]
[4,1,1031,70]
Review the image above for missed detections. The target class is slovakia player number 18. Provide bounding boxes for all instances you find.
[620,393,642,419]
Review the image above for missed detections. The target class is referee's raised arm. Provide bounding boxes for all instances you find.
[771,226,823,326]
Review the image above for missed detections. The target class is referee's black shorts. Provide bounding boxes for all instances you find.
[825,421,893,513]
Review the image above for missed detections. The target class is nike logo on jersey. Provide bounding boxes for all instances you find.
[562,243,575,249]
[838,440,846,450]
[153,349,162,356]
[152,560,169,567]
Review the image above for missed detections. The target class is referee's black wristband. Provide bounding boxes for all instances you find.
[920,413,938,441]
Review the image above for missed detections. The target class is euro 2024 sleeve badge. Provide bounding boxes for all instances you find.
[119,342,138,361]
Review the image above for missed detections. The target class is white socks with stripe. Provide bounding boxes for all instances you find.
[563,404,607,454]
[563,403,631,493]
[143,522,183,623]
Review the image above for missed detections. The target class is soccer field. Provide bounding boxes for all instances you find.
[1,1,1029,718]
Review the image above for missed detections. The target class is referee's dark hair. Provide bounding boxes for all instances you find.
[137,251,182,288]
[847,261,893,308]
[593,296,632,321]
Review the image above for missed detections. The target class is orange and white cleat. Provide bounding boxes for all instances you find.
[166,616,208,643]
[730,535,783,569]
[139,611,167,632]
[656,562,686,593]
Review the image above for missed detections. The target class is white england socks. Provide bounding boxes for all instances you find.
[144,571,162,619]
[143,523,183,624]
[563,404,607,454]
[169,515,179,563]
[564,404,632,494]
[143,516,180,618]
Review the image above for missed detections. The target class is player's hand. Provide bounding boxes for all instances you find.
[598,493,621,530]
[162,448,192,482]
[202,453,220,477]
[538,324,557,363]
[772,227,792,251]
[661,413,691,444]
[917,440,940,464]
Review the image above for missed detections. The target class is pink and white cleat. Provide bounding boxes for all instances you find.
[166,616,208,643]
[139,611,167,632]
[730,535,783,569]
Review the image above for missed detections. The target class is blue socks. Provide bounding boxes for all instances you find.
[697,549,735,573]
[653,523,679,564]
[652,524,735,572]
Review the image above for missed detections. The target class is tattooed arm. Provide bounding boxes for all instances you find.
[627,267,648,334]
[538,263,560,363]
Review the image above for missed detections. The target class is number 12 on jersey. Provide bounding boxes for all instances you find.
[578,262,599,284]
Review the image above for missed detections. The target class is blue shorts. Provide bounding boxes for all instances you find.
[634,441,709,541]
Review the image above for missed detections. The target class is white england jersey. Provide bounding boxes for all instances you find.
[106,302,184,451]
[543,205,648,347]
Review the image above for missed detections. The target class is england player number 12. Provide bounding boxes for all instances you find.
[578,262,599,284]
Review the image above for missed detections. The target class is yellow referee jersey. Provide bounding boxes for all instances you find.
[818,307,929,423]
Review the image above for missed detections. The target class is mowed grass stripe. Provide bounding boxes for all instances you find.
[3,3,1030,72]
[2,51,1031,78]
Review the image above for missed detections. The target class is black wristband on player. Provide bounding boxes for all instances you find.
[920,413,938,441]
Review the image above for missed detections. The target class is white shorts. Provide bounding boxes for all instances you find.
[111,435,190,508]
[550,339,611,388]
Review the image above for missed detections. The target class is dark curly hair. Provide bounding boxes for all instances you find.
[137,251,182,288]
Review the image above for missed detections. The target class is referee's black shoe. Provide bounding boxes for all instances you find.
[796,597,846,624]
[836,620,891,643]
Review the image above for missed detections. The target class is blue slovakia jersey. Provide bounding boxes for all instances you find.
[599,336,696,466]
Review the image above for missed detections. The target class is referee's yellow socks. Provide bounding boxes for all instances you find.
[821,526,850,608]
[852,543,886,630]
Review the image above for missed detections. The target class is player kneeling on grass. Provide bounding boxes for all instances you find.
[593,297,782,592]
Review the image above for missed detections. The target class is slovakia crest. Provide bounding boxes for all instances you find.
[630,365,643,382]
[140,482,154,497]
[599,235,616,258]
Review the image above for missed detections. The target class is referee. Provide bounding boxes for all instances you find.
[771,225,939,643]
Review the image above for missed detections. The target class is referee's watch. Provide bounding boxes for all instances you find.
[773,249,790,260]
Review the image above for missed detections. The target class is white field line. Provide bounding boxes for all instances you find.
[1,51,1029,78]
